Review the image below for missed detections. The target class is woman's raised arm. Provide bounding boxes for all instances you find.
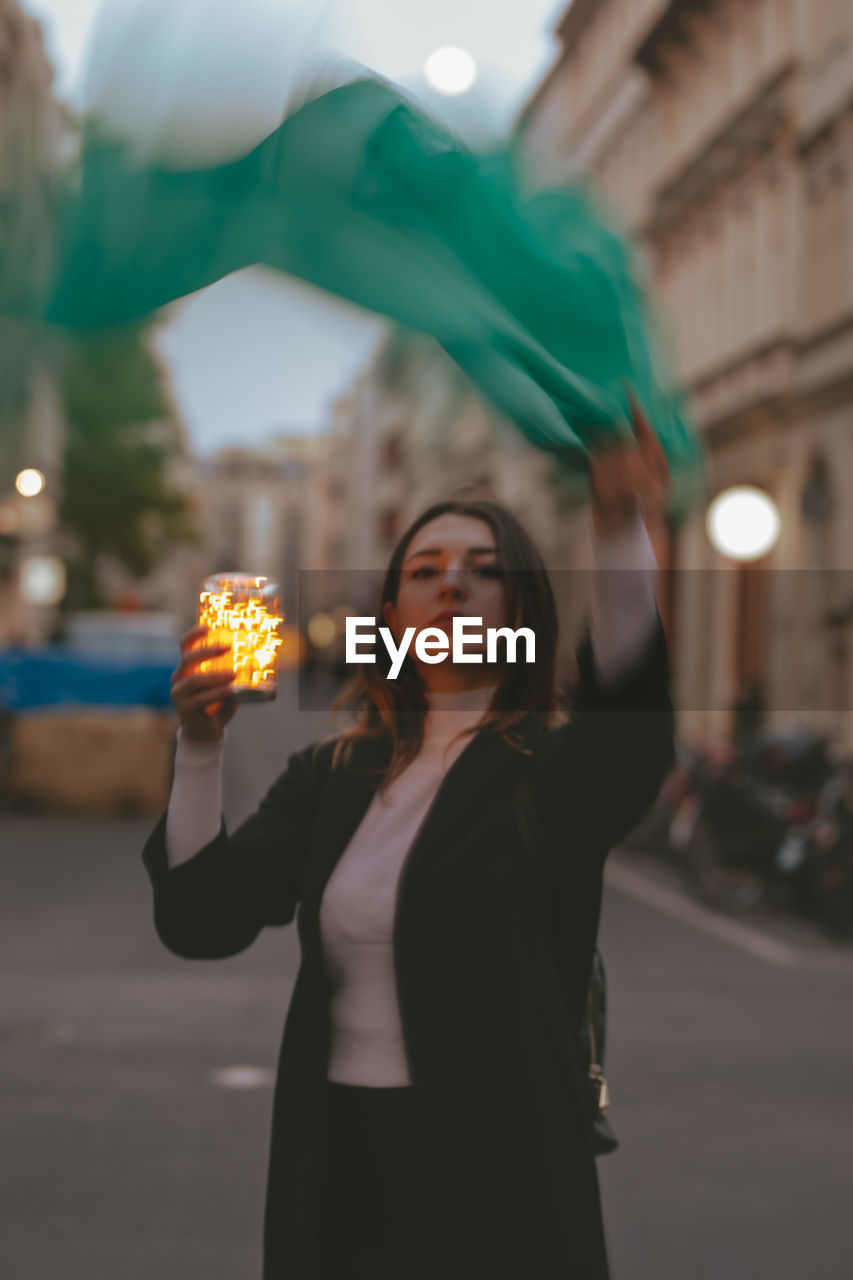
[534,396,676,860]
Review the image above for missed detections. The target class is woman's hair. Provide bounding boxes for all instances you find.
[325,497,564,794]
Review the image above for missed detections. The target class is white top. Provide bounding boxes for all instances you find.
[164,510,660,1085]
[322,682,495,1084]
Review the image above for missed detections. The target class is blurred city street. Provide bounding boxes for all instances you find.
[2,672,852,1280]
[2,0,853,1277]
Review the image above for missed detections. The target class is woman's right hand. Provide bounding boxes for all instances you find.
[171,624,238,744]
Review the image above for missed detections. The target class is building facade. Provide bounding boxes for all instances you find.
[0,0,64,644]
[189,435,327,632]
[520,0,853,745]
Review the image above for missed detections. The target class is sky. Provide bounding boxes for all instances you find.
[23,0,565,454]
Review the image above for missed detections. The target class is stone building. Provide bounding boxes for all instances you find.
[184,434,327,633]
[520,0,853,745]
[0,0,63,644]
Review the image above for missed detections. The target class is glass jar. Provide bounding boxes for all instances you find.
[196,573,284,702]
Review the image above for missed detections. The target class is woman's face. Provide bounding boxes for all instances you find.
[382,513,508,689]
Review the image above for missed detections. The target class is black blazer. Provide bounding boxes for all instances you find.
[142,614,675,1280]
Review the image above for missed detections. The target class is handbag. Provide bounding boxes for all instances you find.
[510,775,619,1157]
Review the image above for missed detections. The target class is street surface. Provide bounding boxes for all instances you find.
[2,672,852,1279]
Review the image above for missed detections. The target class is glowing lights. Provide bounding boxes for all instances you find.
[706,487,781,562]
[15,469,45,497]
[424,47,477,96]
[307,612,336,648]
[197,573,284,701]
[276,622,306,670]
[19,556,66,605]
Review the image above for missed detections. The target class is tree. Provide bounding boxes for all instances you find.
[59,321,196,608]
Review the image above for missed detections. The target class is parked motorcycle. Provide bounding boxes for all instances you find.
[671,729,835,916]
[807,758,853,939]
[621,742,704,857]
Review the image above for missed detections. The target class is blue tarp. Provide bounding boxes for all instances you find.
[0,647,174,711]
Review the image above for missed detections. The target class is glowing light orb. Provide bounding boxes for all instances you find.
[307,612,337,648]
[276,623,306,670]
[15,468,45,497]
[424,47,477,96]
[19,556,66,605]
[706,487,781,561]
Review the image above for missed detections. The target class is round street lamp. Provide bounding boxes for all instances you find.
[706,486,781,562]
[424,47,478,96]
[15,468,46,498]
[19,556,67,606]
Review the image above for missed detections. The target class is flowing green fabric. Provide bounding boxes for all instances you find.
[42,76,706,516]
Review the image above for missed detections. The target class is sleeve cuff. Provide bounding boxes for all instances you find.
[589,510,660,685]
[590,507,659,575]
[175,727,228,768]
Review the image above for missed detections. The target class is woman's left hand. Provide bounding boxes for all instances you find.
[588,390,671,539]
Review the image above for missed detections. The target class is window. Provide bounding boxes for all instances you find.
[377,508,400,544]
[381,431,405,471]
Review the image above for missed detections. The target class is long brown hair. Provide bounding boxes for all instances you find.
[326,498,564,794]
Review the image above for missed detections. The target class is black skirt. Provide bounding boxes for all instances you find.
[313,1080,445,1279]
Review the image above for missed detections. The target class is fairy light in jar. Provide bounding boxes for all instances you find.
[197,574,285,701]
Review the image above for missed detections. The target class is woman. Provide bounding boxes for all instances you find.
[142,402,675,1280]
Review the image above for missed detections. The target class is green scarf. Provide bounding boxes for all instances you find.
[43,76,706,516]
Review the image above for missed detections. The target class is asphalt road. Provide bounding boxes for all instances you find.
[2,675,852,1279]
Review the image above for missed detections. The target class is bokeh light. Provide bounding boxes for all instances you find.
[307,611,337,647]
[276,623,307,669]
[424,46,477,96]
[19,556,67,605]
[15,469,46,497]
[706,487,781,562]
